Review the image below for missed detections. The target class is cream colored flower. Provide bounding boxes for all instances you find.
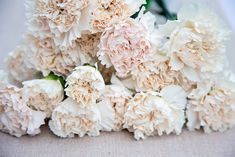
[186,75,235,133]
[65,66,105,106]
[76,33,101,57]
[5,46,40,83]
[131,55,195,92]
[90,0,145,33]
[124,85,187,140]
[26,0,89,49]
[49,98,101,138]
[26,0,145,49]
[131,55,175,92]
[0,85,46,137]
[158,3,229,81]
[97,12,156,78]
[25,34,93,76]
[22,79,64,117]
[97,79,132,131]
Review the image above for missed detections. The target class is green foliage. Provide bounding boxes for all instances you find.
[131,0,152,18]
[145,0,152,10]
[44,72,66,88]
[83,63,97,69]
[155,0,177,20]
[131,0,176,20]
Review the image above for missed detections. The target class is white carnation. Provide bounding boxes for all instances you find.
[5,46,40,83]
[97,83,132,131]
[49,98,101,138]
[124,85,187,140]
[25,34,93,76]
[0,86,46,137]
[186,74,235,133]
[131,55,195,92]
[90,0,145,33]
[158,3,229,81]
[25,0,145,49]
[65,66,105,107]
[25,0,89,49]
[22,79,64,117]
[97,12,157,78]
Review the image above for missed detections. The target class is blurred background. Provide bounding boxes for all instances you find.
[0,0,234,70]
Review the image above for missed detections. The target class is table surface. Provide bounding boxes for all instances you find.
[0,1,234,157]
[0,126,235,157]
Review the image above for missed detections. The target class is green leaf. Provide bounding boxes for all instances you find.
[44,72,66,88]
[155,0,177,20]
[131,0,152,19]
[145,0,152,10]
[83,63,97,69]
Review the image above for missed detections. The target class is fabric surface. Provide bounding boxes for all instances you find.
[0,0,235,157]
[0,126,235,157]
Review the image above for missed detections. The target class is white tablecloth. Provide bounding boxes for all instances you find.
[0,126,235,157]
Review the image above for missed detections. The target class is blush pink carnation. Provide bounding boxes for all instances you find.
[97,14,154,78]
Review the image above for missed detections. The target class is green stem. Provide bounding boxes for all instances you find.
[155,0,177,20]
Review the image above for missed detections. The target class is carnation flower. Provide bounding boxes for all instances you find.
[0,86,46,137]
[75,33,101,57]
[158,3,229,81]
[25,34,93,76]
[124,85,187,140]
[97,79,132,131]
[3,0,234,140]
[25,0,145,49]
[26,0,89,49]
[97,12,156,78]
[49,98,101,138]
[65,66,105,106]
[131,55,195,92]
[90,0,145,33]
[186,75,235,133]
[5,46,40,83]
[22,79,64,117]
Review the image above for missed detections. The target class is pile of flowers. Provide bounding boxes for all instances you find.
[0,0,235,140]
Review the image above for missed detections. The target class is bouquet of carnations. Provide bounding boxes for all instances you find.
[0,0,234,140]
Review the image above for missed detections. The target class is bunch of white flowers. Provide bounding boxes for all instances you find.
[0,85,46,137]
[1,1,234,141]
